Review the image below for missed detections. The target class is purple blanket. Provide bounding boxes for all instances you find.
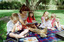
[26,29,60,42]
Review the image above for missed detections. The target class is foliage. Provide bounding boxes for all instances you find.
[0,1,22,9]
[0,0,64,10]
[58,6,64,10]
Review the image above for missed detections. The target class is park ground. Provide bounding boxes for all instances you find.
[0,10,64,42]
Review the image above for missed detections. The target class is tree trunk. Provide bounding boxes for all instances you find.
[45,0,46,10]
[35,0,42,10]
[26,0,29,7]
[30,0,35,10]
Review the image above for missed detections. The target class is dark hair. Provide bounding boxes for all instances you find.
[28,12,35,20]
[19,4,30,13]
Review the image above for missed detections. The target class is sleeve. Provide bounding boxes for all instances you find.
[41,17,44,20]
[27,17,29,23]
[7,22,13,34]
[18,13,22,19]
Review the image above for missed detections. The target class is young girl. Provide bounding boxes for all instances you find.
[27,12,36,23]
[55,18,64,31]
[27,12,37,28]
[39,11,49,28]
[7,13,29,38]
[50,14,56,28]
[45,17,52,28]
[44,17,55,30]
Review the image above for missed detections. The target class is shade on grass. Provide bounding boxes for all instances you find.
[0,21,7,42]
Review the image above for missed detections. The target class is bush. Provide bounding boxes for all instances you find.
[0,1,22,9]
[37,5,48,10]
[57,6,64,10]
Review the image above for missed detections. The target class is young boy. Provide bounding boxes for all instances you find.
[7,13,29,38]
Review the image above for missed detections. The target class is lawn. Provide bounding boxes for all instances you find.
[0,10,64,42]
[0,10,64,24]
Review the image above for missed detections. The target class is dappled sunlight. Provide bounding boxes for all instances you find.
[0,10,15,12]
[48,0,57,10]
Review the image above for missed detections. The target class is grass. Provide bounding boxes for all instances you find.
[0,10,19,18]
[34,10,64,25]
[0,10,64,25]
[0,10,64,41]
[0,21,7,42]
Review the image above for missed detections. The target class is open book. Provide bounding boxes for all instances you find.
[26,21,37,25]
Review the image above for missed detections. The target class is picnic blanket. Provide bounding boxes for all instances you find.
[7,29,60,42]
[24,29,60,42]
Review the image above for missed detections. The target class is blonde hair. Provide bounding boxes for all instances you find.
[43,11,49,16]
[10,13,19,20]
[51,13,56,18]
[56,18,60,22]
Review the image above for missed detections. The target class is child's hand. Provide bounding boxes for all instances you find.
[17,25,22,30]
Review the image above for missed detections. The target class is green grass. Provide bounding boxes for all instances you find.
[0,10,64,25]
[0,21,7,42]
[0,10,64,41]
[0,10,19,18]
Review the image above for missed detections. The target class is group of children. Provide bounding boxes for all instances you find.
[7,11,64,39]
[39,11,64,31]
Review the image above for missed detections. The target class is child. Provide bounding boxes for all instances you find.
[12,21,22,32]
[55,18,64,31]
[50,14,57,28]
[45,17,52,28]
[27,12,36,23]
[7,13,29,38]
[45,17,56,30]
[39,11,49,28]
[27,12,38,28]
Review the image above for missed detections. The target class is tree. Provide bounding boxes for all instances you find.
[26,0,29,7]
[35,0,42,10]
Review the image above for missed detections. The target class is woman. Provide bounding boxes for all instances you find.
[17,4,31,37]
[18,5,30,26]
